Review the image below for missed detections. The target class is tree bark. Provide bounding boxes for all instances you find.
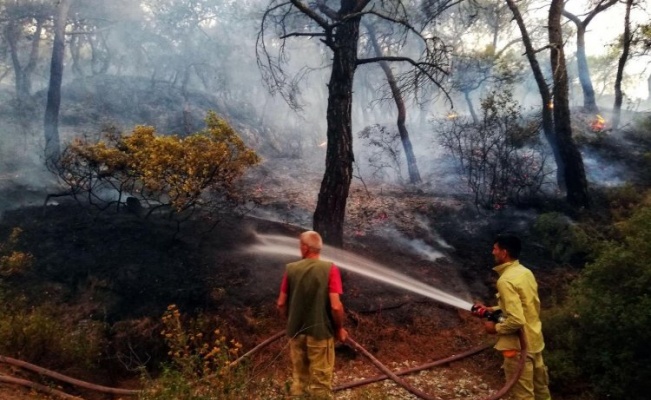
[563,1,617,113]
[568,20,598,112]
[366,23,421,184]
[313,2,361,248]
[6,18,44,102]
[463,91,479,124]
[44,0,72,162]
[549,0,590,208]
[612,0,633,130]
[505,0,565,191]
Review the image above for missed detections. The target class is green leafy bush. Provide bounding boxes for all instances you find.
[0,228,106,371]
[0,302,107,370]
[544,196,651,399]
[533,212,595,265]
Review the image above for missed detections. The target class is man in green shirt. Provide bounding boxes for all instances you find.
[474,234,552,400]
[277,230,348,398]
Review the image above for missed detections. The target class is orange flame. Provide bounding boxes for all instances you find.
[591,114,606,132]
[318,141,327,147]
[446,112,458,120]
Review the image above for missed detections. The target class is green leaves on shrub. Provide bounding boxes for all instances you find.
[533,212,595,265]
[544,199,651,399]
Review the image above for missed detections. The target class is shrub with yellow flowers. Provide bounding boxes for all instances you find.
[139,304,246,400]
[0,227,33,278]
[53,111,259,219]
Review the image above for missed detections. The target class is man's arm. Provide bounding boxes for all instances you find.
[277,272,288,319]
[329,293,348,342]
[276,292,288,319]
[494,280,526,334]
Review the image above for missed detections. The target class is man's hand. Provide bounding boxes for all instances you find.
[471,303,489,318]
[336,328,349,343]
[484,321,497,334]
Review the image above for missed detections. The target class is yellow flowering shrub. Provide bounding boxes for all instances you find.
[139,304,245,399]
[0,228,33,278]
[55,112,259,217]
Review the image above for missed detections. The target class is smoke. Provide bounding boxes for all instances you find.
[0,0,648,219]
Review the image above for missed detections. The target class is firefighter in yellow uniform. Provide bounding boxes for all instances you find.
[476,234,552,400]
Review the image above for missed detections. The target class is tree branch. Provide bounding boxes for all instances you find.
[357,56,447,75]
[280,32,326,39]
[289,0,330,29]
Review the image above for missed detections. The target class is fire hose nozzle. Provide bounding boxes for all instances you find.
[471,304,505,323]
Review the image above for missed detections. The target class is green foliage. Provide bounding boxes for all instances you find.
[139,305,248,400]
[439,89,551,209]
[54,111,259,219]
[544,199,651,399]
[0,228,106,370]
[0,300,106,370]
[604,184,648,222]
[533,212,596,265]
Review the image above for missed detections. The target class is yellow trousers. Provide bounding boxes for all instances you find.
[502,351,552,400]
[289,335,335,399]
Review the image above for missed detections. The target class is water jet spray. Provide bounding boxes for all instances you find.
[251,233,474,311]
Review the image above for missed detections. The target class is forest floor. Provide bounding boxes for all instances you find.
[0,151,580,400]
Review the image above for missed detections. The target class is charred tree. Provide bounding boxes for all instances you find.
[312,4,360,248]
[504,0,565,191]
[258,1,450,247]
[562,0,617,113]
[365,22,421,185]
[612,0,634,130]
[44,0,72,162]
[549,0,590,208]
[4,16,44,102]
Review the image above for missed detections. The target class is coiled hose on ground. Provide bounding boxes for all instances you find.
[0,330,526,399]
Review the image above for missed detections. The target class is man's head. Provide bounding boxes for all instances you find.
[492,234,521,265]
[299,230,323,258]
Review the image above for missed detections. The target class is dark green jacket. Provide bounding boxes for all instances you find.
[285,259,334,340]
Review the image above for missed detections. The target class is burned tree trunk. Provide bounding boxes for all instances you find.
[505,0,565,191]
[463,91,479,125]
[6,18,44,102]
[563,1,617,114]
[366,23,421,184]
[569,21,598,112]
[550,0,590,208]
[313,11,361,248]
[44,0,72,162]
[612,0,633,130]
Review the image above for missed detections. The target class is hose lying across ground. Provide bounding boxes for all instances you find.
[0,330,526,399]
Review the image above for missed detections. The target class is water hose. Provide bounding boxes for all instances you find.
[0,373,82,400]
[342,331,526,400]
[333,340,494,391]
[484,329,528,400]
[0,329,526,400]
[0,354,139,397]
